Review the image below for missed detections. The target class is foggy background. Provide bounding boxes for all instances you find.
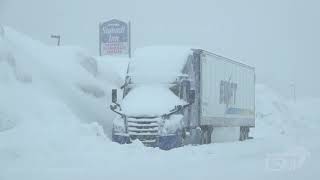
[0,0,319,99]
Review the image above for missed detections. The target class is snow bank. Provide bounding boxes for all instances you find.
[253,84,303,138]
[0,26,126,136]
[95,55,129,88]
[0,25,4,38]
[0,26,113,179]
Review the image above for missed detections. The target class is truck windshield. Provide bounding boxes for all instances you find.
[122,74,189,98]
[120,85,186,117]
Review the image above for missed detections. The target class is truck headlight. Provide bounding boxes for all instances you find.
[159,115,184,135]
[113,116,125,133]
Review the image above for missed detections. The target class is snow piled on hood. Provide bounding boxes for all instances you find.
[121,85,186,116]
[130,46,191,83]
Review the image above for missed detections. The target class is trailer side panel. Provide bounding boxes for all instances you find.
[199,51,255,127]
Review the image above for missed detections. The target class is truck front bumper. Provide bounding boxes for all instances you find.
[157,134,183,150]
[112,133,182,150]
[112,134,131,144]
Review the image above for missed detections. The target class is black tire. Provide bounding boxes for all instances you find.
[239,127,250,141]
[200,126,213,144]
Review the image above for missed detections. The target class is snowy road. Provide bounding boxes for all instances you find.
[1,133,319,180]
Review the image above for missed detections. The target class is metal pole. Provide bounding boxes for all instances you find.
[99,23,102,56]
[51,35,61,46]
[128,21,131,58]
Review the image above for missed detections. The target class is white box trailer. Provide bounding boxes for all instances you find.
[184,49,255,144]
[110,47,255,149]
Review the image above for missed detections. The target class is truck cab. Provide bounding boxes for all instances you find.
[111,71,195,149]
[110,46,255,150]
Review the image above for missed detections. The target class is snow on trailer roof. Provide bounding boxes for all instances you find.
[193,49,255,70]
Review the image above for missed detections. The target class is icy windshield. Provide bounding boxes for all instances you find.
[121,85,186,117]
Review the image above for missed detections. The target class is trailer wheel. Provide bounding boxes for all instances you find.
[239,127,250,141]
[239,127,244,141]
[200,129,206,145]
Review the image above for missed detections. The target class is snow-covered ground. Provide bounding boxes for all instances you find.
[1,26,319,180]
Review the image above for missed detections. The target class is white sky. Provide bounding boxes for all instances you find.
[1,0,319,98]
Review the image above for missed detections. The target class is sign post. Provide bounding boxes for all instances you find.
[51,35,61,46]
[99,19,131,57]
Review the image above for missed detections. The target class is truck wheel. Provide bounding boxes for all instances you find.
[239,127,244,141]
[200,126,212,144]
[245,127,250,139]
[200,130,206,144]
[239,127,250,141]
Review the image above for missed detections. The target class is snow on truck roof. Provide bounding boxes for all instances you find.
[129,46,192,83]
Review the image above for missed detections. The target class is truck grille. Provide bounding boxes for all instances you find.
[127,120,159,146]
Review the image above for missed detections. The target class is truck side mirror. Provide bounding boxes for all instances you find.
[112,89,117,103]
[188,90,195,104]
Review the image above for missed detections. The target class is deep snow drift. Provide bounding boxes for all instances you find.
[0,26,320,180]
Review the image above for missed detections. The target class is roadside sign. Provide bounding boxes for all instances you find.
[99,19,131,57]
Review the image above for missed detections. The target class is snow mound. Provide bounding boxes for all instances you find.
[0,26,128,136]
[95,55,130,87]
[0,112,16,132]
[253,84,320,139]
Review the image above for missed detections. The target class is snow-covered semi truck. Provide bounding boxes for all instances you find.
[110,47,255,150]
